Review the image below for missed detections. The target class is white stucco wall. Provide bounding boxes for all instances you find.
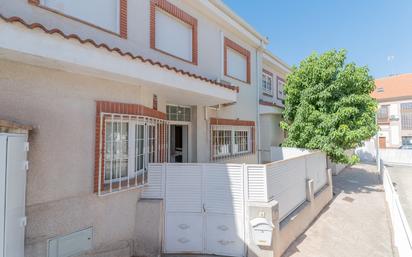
[260,114,284,163]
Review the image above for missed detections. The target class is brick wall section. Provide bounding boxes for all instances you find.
[210,117,255,127]
[119,0,128,39]
[224,37,251,84]
[150,0,198,65]
[94,101,166,193]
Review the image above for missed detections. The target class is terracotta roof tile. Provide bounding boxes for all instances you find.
[0,14,239,93]
[372,74,412,101]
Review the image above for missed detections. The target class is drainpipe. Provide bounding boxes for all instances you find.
[256,40,264,164]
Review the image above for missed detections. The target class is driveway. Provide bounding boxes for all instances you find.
[282,164,396,257]
[387,165,412,231]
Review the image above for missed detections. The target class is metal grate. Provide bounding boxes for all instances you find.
[210,124,253,161]
[98,113,169,196]
[378,105,389,123]
[401,103,412,129]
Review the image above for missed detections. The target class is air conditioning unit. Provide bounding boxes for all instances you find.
[389,115,399,121]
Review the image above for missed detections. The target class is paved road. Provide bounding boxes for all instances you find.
[282,164,396,257]
[387,165,412,231]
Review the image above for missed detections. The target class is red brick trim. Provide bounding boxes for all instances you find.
[119,0,128,39]
[263,69,273,76]
[93,101,166,193]
[224,37,251,84]
[210,118,255,127]
[1,15,238,92]
[150,0,198,65]
[259,100,284,109]
[28,0,128,38]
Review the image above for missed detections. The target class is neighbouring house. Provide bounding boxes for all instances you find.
[0,1,297,257]
[373,74,412,148]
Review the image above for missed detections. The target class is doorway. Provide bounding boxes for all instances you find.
[379,137,386,148]
[170,125,188,163]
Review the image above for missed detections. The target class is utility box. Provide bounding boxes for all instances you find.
[0,120,31,257]
[250,218,274,247]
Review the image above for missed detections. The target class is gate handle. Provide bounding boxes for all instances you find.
[203,204,206,213]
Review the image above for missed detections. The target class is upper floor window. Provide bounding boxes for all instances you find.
[34,0,127,37]
[150,0,198,64]
[262,70,273,95]
[401,103,412,129]
[277,77,285,100]
[224,37,251,84]
[166,105,191,122]
[378,105,389,123]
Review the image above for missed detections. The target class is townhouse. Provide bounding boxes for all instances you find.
[0,1,290,257]
[373,74,412,148]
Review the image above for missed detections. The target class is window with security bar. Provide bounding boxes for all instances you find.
[211,125,252,160]
[377,105,389,123]
[401,102,412,129]
[98,113,168,195]
[262,72,273,95]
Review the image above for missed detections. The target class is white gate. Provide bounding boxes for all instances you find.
[0,134,28,257]
[164,163,245,257]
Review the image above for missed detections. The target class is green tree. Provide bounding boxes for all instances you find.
[281,50,378,164]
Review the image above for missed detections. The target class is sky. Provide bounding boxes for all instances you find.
[223,0,412,78]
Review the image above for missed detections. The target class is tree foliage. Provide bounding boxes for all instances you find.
[281,50,378,164]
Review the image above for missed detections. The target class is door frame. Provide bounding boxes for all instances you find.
[168,121,192,163]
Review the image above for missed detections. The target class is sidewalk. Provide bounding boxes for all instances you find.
[282,164,396,257]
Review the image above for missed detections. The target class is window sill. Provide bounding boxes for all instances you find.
[224,74,250,85]
[263,91,273,97]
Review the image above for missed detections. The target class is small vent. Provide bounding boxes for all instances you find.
[377,87,384,93]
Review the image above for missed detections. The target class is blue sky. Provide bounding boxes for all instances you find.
[223,0,412,78]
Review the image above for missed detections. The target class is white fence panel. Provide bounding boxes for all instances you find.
[142,164,164,199]
[266,158,306,220]
[246,165,267,202]
[382,166,412,257]
[356,139,412,166]
[270,147,309,162]
[305,152,327,192]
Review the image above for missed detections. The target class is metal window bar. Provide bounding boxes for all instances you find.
[210,125,254,162]
[98,112,169,196]
[401,103,412,130]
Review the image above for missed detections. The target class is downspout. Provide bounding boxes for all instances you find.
[256,40,264,164]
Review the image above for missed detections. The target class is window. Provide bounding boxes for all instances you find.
[97,113,169,195]
[36,0,126,36]
[211,124,253,160]
[151,0,198,64]
[262,71,273,95]
[167,105,191,121]
[402,136,412,146]
[378,105,389,123]
[277,78,285,100]
[224,37,251,83]
[401,103,412,129]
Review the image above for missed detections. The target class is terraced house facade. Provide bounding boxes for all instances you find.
[0,1,290,257]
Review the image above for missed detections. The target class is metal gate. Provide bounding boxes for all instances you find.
[163,163,245,257]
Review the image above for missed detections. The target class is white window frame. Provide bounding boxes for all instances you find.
[262,72,273,95]
[104,118,157,184]
[211,125,252,159]
[277,78,285,100]
[40,0,120,33]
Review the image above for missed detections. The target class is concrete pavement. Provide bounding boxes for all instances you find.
[387,165,412,231]
[282,164,396,257]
